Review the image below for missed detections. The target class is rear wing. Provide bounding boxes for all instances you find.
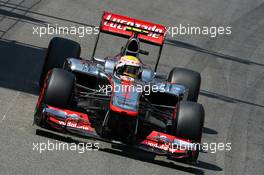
[100,11,166,46]
[92,12,167,72]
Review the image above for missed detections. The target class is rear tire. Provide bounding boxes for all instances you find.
[173,101,204,162]
[168,67,201,102]
[43,68,75,108]
[39,37,81,88]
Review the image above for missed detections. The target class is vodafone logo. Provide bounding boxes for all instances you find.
[145,141,170,151]
[103,14,164,38]
[58,121,89,131]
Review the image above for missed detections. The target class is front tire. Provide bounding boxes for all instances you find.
[173,101,205,162]
[43,68,75,108]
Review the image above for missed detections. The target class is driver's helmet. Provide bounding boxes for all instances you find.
[115,55,141,79]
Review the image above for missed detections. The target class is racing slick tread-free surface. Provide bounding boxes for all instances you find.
[174,101,204,142]
[44,68,75,108]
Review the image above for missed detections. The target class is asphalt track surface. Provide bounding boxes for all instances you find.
[0,0,264,175]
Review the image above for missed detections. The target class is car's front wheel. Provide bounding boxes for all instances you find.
[172,101,205,163]
[43,68,75,108]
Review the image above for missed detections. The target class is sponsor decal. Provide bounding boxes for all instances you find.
[58,120,90,131]
[103,14,164,39]
[101,12,166,45]
[144,140,169,150]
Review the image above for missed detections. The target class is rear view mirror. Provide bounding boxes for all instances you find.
[139,50,149,55]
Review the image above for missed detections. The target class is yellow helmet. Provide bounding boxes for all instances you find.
[115,55,141,79]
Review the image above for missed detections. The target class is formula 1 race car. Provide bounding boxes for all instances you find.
[34,12,204,163]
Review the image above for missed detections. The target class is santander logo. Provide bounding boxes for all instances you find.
[103,14,164,38]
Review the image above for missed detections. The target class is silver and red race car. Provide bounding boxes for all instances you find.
[34,11,204,163]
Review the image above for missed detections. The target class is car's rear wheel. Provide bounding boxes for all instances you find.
[173,101,205,163]
[43,68,75,108]
[39,37,81,88]
[168,67,201,102]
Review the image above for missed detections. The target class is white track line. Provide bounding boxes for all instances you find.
[0,91,20,123]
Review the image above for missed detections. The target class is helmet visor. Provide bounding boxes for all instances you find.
[117,65,140,78]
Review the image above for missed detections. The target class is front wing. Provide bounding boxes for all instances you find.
[34,105,197,158]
